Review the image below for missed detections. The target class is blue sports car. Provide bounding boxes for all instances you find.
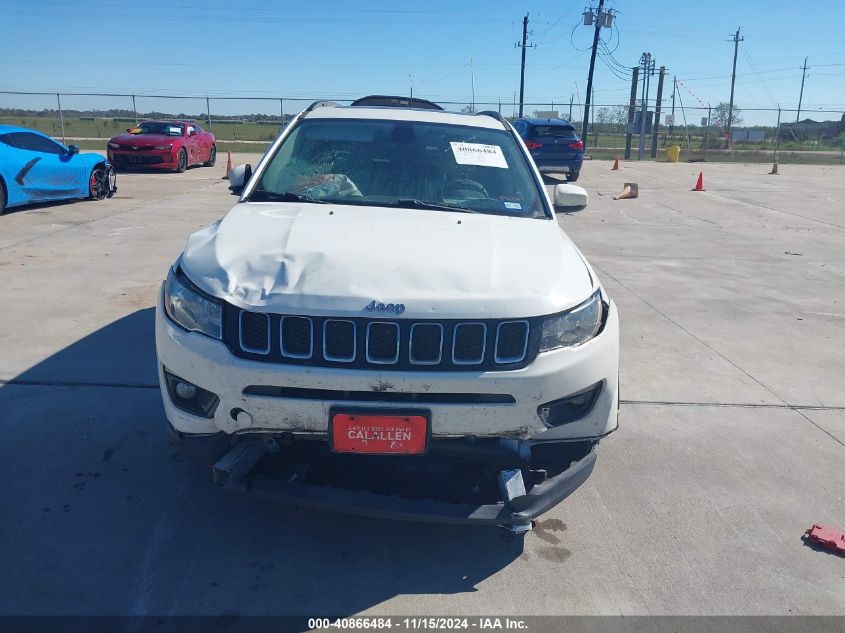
[0,124,116,215]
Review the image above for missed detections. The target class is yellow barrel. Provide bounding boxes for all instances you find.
[666,145,681,162]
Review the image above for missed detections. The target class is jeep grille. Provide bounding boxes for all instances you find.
[225,306,538,371]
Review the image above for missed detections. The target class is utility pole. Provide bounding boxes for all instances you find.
[637,52,655,160]
[669,76,676,137]
[470,59,476,113]
[581,0,605,145]
[796,57,808,122]
[624,66,639,160]
[515,14,534,118]
[726,27,743,146]
[651,66,666,158]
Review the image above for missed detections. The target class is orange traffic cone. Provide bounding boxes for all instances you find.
[692,172,705,191]
[222,150,233,180]
[611,157,619,170]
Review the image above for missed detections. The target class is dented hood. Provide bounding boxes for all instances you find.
[179,203,594,319]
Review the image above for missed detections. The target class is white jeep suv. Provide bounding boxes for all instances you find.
[155,98,619,529]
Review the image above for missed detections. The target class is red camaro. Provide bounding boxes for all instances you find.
[107,120,216,172]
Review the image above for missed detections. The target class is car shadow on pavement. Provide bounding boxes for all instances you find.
[541,174,568,185]
[0,308,525,618]
[0,197,92,217]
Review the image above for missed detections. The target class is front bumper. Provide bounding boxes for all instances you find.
[210,435,598,527]
[155,289,619,443]
[108,149,176,169]
[532,157,584,174]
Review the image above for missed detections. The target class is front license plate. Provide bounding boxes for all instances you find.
[128,155,142,163]
[331,411,428,455]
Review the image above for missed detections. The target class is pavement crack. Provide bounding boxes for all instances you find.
[621,399,845,412]
[704,190,845,231]
[594,263,845,448]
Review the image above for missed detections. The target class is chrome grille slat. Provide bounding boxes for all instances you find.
[366,321,400,364]
[409,323,443,365]
[280,316,313,359]
[239,312,270,354]
[452,322,487,365]
[323,319,356,362]
[494,320,530,363]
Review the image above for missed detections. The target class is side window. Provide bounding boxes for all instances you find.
[5,132,65,154]
[186,126,196,136]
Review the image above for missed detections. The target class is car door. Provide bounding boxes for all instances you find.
[2,132,86,201]
[184,125,199,165]
[193,124,211,161]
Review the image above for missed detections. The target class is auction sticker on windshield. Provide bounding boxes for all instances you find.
[331,411,428,454]
[450,142,508,169]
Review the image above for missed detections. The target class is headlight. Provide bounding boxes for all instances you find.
[155,143,173,150]
[539,290,603,352]
[108,142,120,149]
[164,267,222,339]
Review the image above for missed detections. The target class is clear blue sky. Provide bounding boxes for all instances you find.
[1,0,844,125]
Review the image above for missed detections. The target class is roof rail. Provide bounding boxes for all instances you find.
[476,110,507,123]
[305,100,339,112]
[350,95,443,111]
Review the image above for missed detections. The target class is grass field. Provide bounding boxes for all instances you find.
[0,116,284,143]
[3,115,843,166]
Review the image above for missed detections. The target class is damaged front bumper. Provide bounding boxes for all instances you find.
[204,432,599,527]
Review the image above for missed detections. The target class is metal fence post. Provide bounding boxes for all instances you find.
[705,106,711,162]
[279,96,284,130]
[206,96,212,129]
[774,106,781,169]
[131,94,138,124]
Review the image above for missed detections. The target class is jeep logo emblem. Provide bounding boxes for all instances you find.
[364,300,405,315]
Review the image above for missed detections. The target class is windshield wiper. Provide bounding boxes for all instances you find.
[394,199,478,213]
[249,190,329,204]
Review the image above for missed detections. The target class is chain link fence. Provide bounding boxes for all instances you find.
[1,91,843,164]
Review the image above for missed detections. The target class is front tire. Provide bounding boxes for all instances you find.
[0,181,6,215]
[88,168,110,201]
[204,144,217,167]
[176,148,188,173]
[568,171,580,182]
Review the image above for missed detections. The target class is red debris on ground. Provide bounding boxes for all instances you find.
[803,524,845,556]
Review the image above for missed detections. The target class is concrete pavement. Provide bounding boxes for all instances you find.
[0,157,843,616]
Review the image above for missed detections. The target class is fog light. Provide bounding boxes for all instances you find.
[163,369,220,418]
[538,382,603,427]
[175,382,196,399]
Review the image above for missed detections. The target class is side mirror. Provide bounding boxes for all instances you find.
[189,130,197,137]
[67,144,80,156]
[228,163,252,195]
[553,183,588,210]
